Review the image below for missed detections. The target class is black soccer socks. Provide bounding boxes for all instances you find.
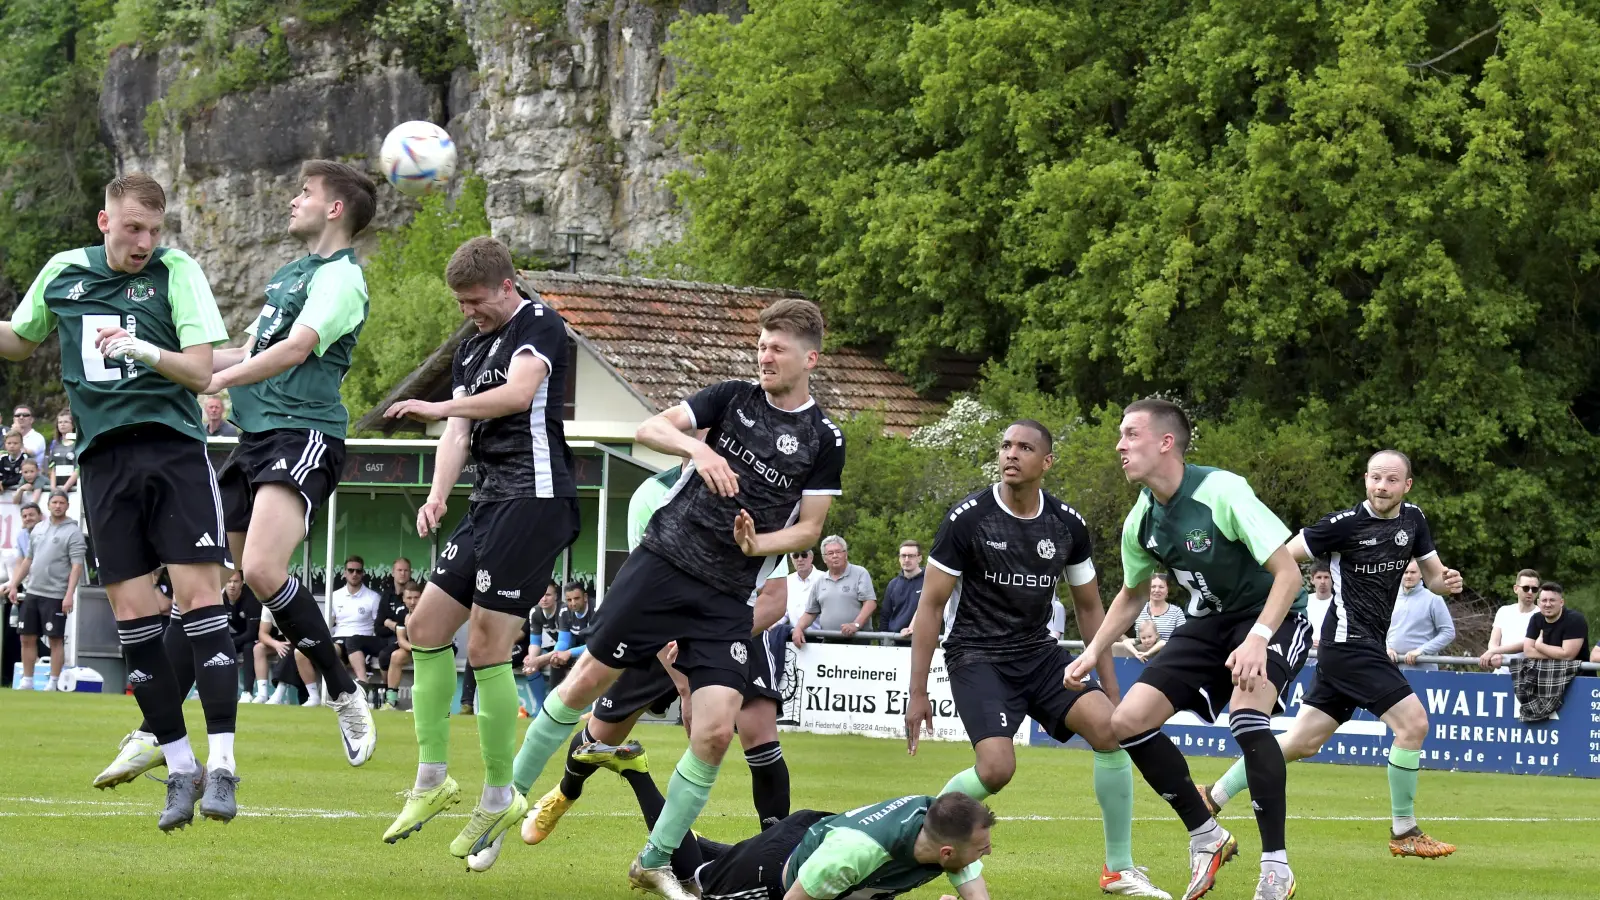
[745,740,790,829]
[263,576,358,697]
[119,615,186,745]
[1231,708,1287,853]
[1121,727,1212,831]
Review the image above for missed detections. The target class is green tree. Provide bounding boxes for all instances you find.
[661,1,1600,589]
[341,176,491,427]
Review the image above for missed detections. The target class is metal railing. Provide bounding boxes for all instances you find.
[797,630,1600,671]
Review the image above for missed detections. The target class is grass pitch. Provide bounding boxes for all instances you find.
[0,691,1594,899]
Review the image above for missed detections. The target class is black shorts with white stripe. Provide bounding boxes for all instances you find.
[217,428,347,534]
[1135,609,1313,722]
[79,424,230,584]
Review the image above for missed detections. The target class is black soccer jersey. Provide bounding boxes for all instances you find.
[1300,500,1436,645]
[529,605,560,650]
[450,293,575,501]
[641,380,846,601]
[556,605,599,647]
[928,484,1096,668]
[374,592,409,640]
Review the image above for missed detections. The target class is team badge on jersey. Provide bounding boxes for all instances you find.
[1185,528,1211,552]
[1394,530,1409,547]
[1036,538,1056,560]
[776,433,798,455]
[125,277,156,303]
[476,569,491,592]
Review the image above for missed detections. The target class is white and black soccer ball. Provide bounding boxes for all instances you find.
[379,121,457,197]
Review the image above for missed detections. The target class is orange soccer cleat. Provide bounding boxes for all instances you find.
[1389,826,1456,859]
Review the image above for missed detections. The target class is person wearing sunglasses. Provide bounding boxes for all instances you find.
[10,406,46,467]
[331,556,383,704]
[1480,569,1542,672]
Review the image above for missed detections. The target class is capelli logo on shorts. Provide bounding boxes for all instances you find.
[496,589,521,599]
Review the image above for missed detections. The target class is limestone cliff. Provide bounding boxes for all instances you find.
[99,1,742,327]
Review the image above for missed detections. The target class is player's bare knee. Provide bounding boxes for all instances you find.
[974,756,1014,792]
[692,722,735,762]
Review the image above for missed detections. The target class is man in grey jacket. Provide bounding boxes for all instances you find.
[5,491,85,690]
[1387,561,1456,671]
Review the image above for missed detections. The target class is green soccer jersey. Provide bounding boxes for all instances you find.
[787,795,982,900]
[628,466,681,550]
[1120,464,1306,618]
[230,249,367,438]
[10,246,228,456]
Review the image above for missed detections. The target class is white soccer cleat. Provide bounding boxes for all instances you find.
[1103,865,1172,898]
[1252,870,1295,900]
[1182,828,1238,900]
[43,676,58,692]
[19,677,33,690]
[93,730,166,789]
[329,690,376,766]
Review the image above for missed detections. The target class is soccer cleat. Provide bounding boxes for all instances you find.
[94,730,166,789]
[199,768,240,823]
[572,738,650,774]
[466,831,507,872]
[1181,828,1238,900]
[302,690,323,708]
[1252,870,1295,900]
[449,792,529,860]
[628,857,698,900]
[1389,826,1456,858]
[1102,864,1172,898]
[383,776,462,843]
[156,766,206,832]
[459,702,474,716]
[1195,782,1221,815]
[18,677,32,690]
[329,690,377,766]
[43,676,58,692]
[521,785,574,844]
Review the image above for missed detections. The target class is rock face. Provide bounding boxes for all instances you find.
[100,1,744,326]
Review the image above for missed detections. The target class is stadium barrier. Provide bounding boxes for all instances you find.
[780,631,1600,778]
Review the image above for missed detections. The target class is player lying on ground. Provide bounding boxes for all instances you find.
[689,792,994,900]
[906,420,1168,898]
[1067,398,1311,900]
[1198,449,1462,859]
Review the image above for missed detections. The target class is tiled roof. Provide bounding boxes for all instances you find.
[523,270,948,431]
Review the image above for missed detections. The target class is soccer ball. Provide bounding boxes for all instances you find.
[379,121,457,197]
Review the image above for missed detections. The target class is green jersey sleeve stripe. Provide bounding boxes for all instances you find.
[797,828,893,899]
[1194,471,1291,566]
[1120,493,1157,589]
[300,258,368,356]
[163,249,229,347]
[11,249,87,343]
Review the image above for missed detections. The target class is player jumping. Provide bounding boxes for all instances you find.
[504,297,843,899]
[519,460,792,889]
[2,174,236,829]
[906,420,1169,898]
[94,161,380,786]
[381,236,580,870]
[1198,449,1462,859]
[1067,398,1312,900]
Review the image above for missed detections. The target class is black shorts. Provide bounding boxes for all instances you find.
[430,496,580,616]
[595,658,680,724]
[18,593,65,638]
[79,426,230,584]
[1137,610,1314,722]
[745,624,792,703]
[377,639,405,669]
[336,634,384,658]
[585,548,754,693]
[217,429,347,534]
[1303,641,1415,722]
[948,643,1100,744]
[696,809,830,900]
